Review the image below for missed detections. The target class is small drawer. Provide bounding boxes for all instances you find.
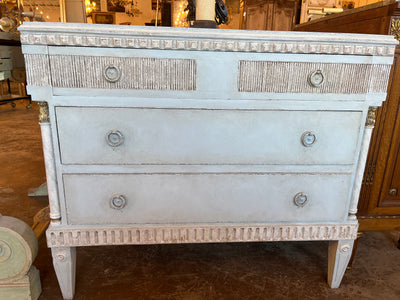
[238,61,390,95]
[56,107,362,165]
[49,55,196,91]
[63,173,351,225]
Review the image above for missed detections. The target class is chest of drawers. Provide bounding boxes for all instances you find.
[19,22,397,299]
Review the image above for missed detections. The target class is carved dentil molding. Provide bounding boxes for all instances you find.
[46,223,359,248]
[20,33,396,56]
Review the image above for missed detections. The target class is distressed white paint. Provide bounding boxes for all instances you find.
[40,123,60,220]
[19,23,397,298]
[63,173,352,225]
[328,240,354,288]
[51,247,76,300]
[349,125,374,218]
[56,107,362,165]
[46,223,359,247]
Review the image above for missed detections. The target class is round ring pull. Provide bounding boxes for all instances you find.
[110,194,126,210]
[308,70,325,87]
[301,131,317,147]
[104,65,121,83]
[294,192,308,207]
[106,130,124,147]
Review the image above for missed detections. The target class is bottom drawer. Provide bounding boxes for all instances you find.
[63,173,351,225]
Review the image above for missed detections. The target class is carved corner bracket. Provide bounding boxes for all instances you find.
[38,101,49,123]
[366,107,377,127]
[391,18,400,41]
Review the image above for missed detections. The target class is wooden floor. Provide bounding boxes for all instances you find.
[1,100,400,300]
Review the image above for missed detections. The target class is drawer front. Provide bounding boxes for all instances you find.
[238,61,391,94]
[64,173,351,225]
[56,107,362,165]
[26,53,391,96]
[49,55,196,91]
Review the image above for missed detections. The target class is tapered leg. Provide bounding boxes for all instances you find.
[347,232,363,269]
[327,240,354,288]
[51,247,76,300]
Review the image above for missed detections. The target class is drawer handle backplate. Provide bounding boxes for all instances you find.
[294,192,308,207]
[104,65,121,83]
[110,194,126,210]
[308,70,324,87]
[301,131,317,147]
[106,130,124,147]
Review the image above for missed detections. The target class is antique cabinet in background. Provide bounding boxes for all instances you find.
[295,0,400,243]
[242,0,299,30]
[299,0,381,24]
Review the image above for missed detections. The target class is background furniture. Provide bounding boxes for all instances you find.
[295,0,400,248]
[0,32,31,109]
[20,22,396,299]
[242,0,299,30]
[299,0,381,23]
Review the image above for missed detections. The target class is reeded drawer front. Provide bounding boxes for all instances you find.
[49,55,196,91]
[64,173,351,225]
[56,107,362,165]
[238,61,391,94]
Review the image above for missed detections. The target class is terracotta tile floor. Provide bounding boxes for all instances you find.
[1,100,400,300]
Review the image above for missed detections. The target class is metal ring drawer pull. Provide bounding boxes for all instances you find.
[301,131,317,147]
[294,192,308,207]
[104,65,121,83]
[110,194,126,210]
[308,70,325,87]
[106,130,124,147]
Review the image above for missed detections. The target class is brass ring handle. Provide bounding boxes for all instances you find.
[104,65,121,83]
[294,192,308,207]
[301,131,317,147]
[106,130,124,147]
[110,194,126,210]
[308,70,325,87]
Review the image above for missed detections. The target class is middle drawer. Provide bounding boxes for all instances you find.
[56,107,362,165]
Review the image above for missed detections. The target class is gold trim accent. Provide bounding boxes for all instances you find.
[391,18,400,41]
[366,107,377,127]
[38,101,49,123]
[358,215,400,219]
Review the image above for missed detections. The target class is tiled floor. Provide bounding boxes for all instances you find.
[1,100,400,300]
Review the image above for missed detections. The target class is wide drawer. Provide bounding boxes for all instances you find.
[63,173,351,225]
[56,107,362,165]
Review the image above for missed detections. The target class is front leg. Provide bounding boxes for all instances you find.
[51,247,76,300]
[327,240,354,288]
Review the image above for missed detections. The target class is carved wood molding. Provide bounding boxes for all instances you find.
[366,106,378,127]
[391,18,400,41]
[20,32,396,57]
[239,61,391,94]
[358,215,400,219]
[46,223,359,247]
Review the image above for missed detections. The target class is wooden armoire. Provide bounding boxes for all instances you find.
[242,0,299,31]
[294,0,400,245]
